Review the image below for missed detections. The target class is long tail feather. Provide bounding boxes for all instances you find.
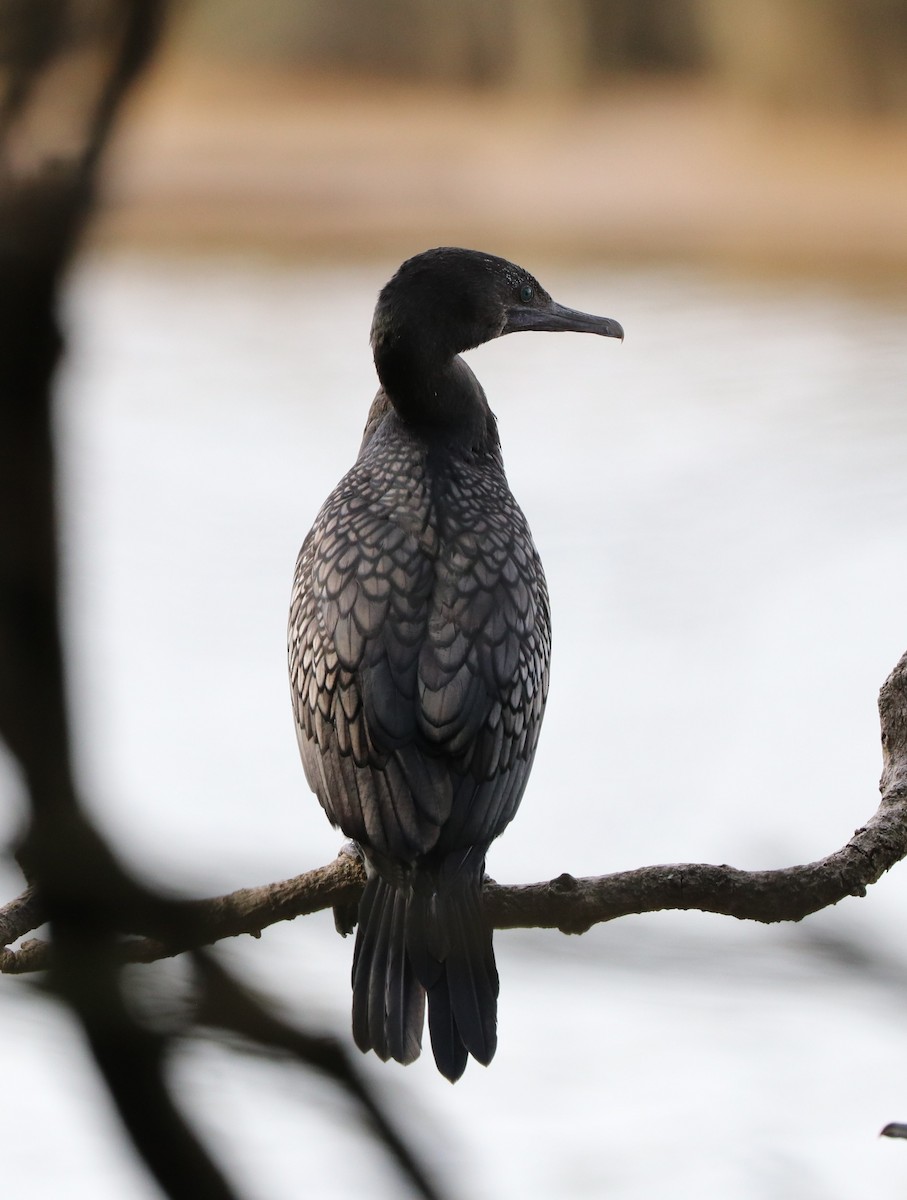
[352,875,424,1064]
[350,854,497,1080]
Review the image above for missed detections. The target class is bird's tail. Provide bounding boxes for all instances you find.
[352,873,425,1067]
[351,851,498,1082]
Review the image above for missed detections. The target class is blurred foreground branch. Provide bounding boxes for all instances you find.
[0,4,448,1200]
[5,650,906,972]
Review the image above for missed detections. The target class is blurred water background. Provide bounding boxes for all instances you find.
[3,2,907,1198]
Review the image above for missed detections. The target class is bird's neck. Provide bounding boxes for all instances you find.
[374,341,497,451]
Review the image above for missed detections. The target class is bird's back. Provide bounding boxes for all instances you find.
[289,399,551,869]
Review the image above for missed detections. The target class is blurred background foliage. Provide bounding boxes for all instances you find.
[175,0,907,113]
[73,0,907,274]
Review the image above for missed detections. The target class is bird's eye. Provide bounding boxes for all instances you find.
[519,284,534,304]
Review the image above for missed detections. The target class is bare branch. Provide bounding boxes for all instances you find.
[0,884,44,947]
[4,650,905,971]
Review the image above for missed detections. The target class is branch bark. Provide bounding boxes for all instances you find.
[4,650,905,972]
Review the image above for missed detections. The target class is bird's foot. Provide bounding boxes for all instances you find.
[333,841,364,936]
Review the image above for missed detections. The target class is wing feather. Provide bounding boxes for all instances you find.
[288,412,551,863]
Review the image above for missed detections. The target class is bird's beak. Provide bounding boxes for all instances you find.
[503,301,624,341]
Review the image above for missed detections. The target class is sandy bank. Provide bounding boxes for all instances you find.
[97,57,907,278]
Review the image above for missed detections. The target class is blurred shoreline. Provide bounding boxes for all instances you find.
[95,56,907,281]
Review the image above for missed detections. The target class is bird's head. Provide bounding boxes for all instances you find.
[370,247,623,365]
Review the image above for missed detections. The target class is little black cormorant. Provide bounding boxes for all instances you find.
[288,248,622,1080]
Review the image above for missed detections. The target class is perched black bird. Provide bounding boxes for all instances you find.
[289,248,622,1080]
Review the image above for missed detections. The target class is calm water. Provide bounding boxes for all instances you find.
[3,253,907,1198]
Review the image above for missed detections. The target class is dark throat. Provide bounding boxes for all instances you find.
[374,339,499,454]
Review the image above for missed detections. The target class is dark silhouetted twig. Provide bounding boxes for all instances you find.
[0,5,452,1199]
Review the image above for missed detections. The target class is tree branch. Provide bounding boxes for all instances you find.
[0,884,44,947]
[4,649,905,971]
